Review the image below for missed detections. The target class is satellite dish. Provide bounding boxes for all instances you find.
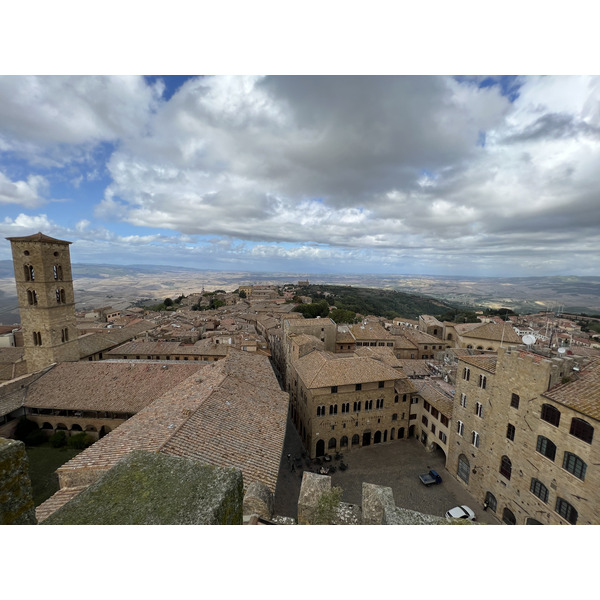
[558,347,567,355]
[522,334,536,346]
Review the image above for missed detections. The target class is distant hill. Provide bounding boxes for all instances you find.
[295,284,461,320]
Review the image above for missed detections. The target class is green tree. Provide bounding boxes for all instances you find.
[238,290,247,299]
[329,308,357,324]
[164,297,174,307]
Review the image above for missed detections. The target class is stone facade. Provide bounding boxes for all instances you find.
[7,233,80,372]
[290,349,412,457]
[447,347,598,524]
[0,438,36,524]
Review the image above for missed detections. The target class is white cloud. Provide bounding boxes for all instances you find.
[0,172,49,207]
[2,75,600,276]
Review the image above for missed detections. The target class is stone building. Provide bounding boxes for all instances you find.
[289,348,412,457]
[447,346,599,525]
[6,233,80,372]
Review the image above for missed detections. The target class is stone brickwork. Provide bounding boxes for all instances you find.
[243,481,274,521]
[296,472,466,525]
[42,451,244,525]
[0,438,36,524]
[448,346,599,525]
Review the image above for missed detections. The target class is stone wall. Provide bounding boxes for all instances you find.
[0,438,36,524]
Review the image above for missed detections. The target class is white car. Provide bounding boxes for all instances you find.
[445,505,476,521]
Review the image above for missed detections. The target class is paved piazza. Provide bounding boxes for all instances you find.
[274,416,500,524]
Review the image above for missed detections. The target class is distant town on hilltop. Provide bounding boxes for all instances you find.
[1,233,600,525]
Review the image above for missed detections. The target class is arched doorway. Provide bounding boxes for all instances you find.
[71,423,83,432]
[362,431,371,446]
[374,431,382,444]
[99,425,111,438]
[399,427,405,439]
[391,428,395,440]
[328,437,337,451]
[351,434,359,447]
[408,425,414,438]
[316,439,325,457]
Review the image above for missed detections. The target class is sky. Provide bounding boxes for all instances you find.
[1,74,600,277]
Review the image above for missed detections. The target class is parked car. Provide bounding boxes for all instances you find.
[445,505,476,521]
[418,469,442,486]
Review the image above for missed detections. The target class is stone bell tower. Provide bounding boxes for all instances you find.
[6,232,80,372]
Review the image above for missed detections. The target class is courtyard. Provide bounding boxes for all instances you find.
[273,416,500,524]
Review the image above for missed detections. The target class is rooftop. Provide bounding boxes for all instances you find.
[543,358,600,421]
[295,350,401,388]
[23,362,203,413]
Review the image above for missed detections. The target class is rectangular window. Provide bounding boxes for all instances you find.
[439,431,447,443]
[409,414,417,420]
[431,424,436,434]
[331,386,338,394]
[511,393,520,409]
[476,402,483,418]
[460,393,467,408]
[423,400,430,412]
[506,423,515,441]
[421,415,428,426]
[472,431,480,448]
[355,383,362,391]
[411,398,418,405]
[457,420,464,436]
[378,381,385,388]
[431,407,439,419]
[441,415,449,427]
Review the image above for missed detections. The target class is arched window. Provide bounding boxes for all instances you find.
[328,437,337,450]
[33,331,42,346]
[530,478,549,503]
[555,498,578,524]
[53,264,63,280]
[569,418,593,444]
[562,452,587,481]
[351,434,360,446]
[536,436,556,461]
[340,436,348,448]
[485,491,497,512]
[540,403,561,427]
[479,374,486,389]
[463,367,470,381]
[27,289,38,305]
[24,264,34,281]
[500,455,512,480]
[457,454,470,484]
[502,507,516,525]
[61,328,69,342]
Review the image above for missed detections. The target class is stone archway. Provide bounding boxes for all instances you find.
[99,425,111,439]
[362,431,371,446]
[316,439,325,457]
[374,431,382,444]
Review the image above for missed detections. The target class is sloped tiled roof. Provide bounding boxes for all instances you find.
[543,358,600,421]
[458,354,498,374]
[411,379,454,419]
[77,321,156,358]
[55,350,287,496]
[23,362,203,412]
[350,322,395,341]
[460,322,521,343]
[295,350,401,388]
[6,232,70,244]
